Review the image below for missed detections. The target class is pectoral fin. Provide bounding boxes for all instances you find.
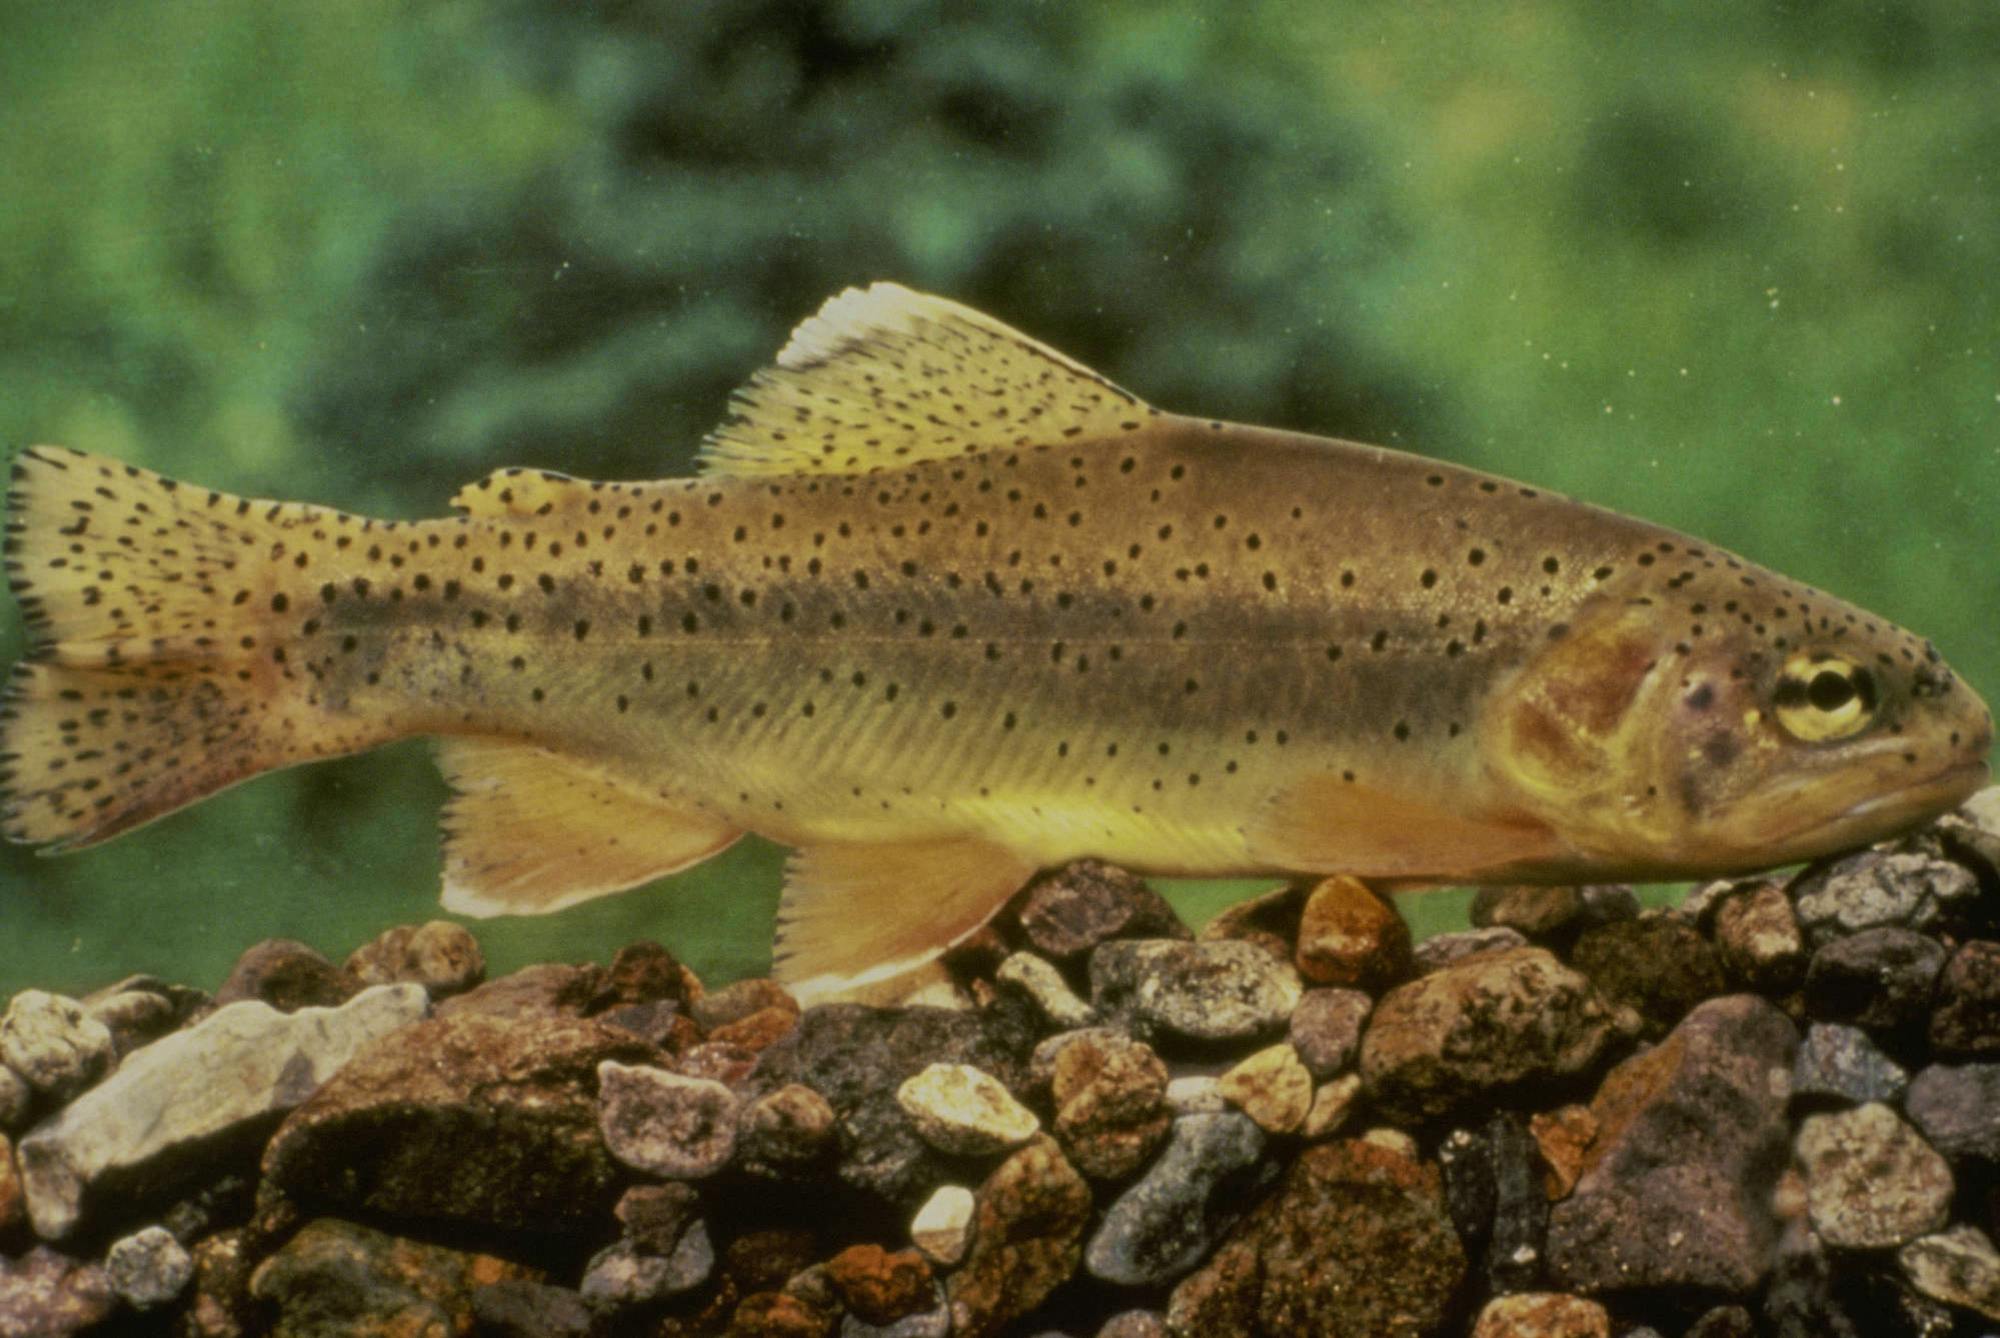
[434,737,741,916]
[773,836,1036,1005]
[1248,772,1559,882]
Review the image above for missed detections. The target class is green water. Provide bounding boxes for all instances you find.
[2,0,1995,997]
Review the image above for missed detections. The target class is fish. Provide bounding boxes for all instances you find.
[2,283,1991,1001]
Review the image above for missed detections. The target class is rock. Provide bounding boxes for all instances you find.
[615,1181,701,1253]
[1216,1043,1312,1134]
[248,1218,540,1335]
[1683,1306,1757,1338]
[896,1062,1040,1156]
[1412,927,1530,973]
[1529,1104,1596,1199]
[1293,875,1413,990]
[1547,995,1798,1294]
[0,1247,116,1337]
[748,1004,1033,1208]
[1165,1075,1225,1115]
[470,1279,595,1338]
[1470,1112,1554,1294]
[343,920,486,998]
[1015,860,1189,960]
[1168,1139,1465,1338]
[1472,885,1587,938]
[948,1136,1092,1338]
[1792,1023,1908,1107]
[841,1294,950,1337]
[911,1184,975,1265]
[0,1065,30,1131]
[1089,939,1301,1044]
[0,991,113,1103]
[1097,1312,1166,1338]
[1286,988,1370,1079]
[1049,1031,1170,1180]
[81,975,206,1057]
[1568,915,1725,1038]
[1301,1073,1361,1140]
[995,952,1095,1029]
[1085,1113,1267,1285]
[181,1229,257,1338]
[18,983,426,1240]
[0,1133,19,1236]
[1712,881,1807,992]
[691,977,797,1032]
[1791,848,1979,944]
[1797,1102,1953,1248]
[598,1061,740,1178]
[1930,940,2000,1056]
[1471,1292,1611,1338]
[105,1224,193,1308]
[595,998,701,1052]
[724,1227,820,1296]
[824,1244,932,1325]
[1906,1062,2000,1161]
[434,962,603,1021]
[1359,947,1614,1122]
[211,939,357,1013]
[677,1038,759,1085]
[1803,927,1948,1030]
[1898,1224,2000,1321]
[732,1289,838,1336]
[261,1009,655,1235]
[597,940,701,1011]
[738,1082,838,1175]
[580,1223,715,1307]
[1199,884,1305,962]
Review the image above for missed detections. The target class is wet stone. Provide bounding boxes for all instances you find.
[615,1181,702,1254]
[725,1227,820,1296]
[0,991,113,1103]
[0,1065,30,1131]
[1797,1102,1953,1249]
[1897,1223,2000,1321]
[470,1279,595,1338]
[0,1246,116,1338]
[344,920,486,998]
[1791,848,1979,945]
[948,1136,1092,1338]
[691,976,798,1033]
[1712,881,1808,992]
[598,1061,740,1178]
[1803,928,1947,1030]
[595,999,700,1052]
[897,1062,1039,1156]
[1568,915,1724,1039]
[1050,1031,1170,1181]
[434,962,604,1021]
[210,939,356,1013]
[738,1082,838,1175]
[1529,1105,1595,1199]
[1793,1022,1909,1107]
[1930,939,2000,1057]
[824,1243,933,1325]
[1216,1042,1312,1134]
[580,1222,716,1308]
[1293,875,1413,990]
[248,1218,540,1336]
[1412,927,1529,973]
[1090,939,1301,1045]
[1905,1062,2000,1161]
[1165,1074,1225,1115]
[1085,1112,1267,1286]
[105,1223,193,1308]
[1301,1072,1361,1140]
[995,951,1095,1029]
[1470,1292,1611,1338]
[677,1038,759,1086]
[1287,987,1371,1079]
[1015,860,1188,960]
[910,1184,975,1265]
[1471,885,1587,939]
[82,975,206,1057]
[596,940,699,1011]
[1096,1311,1166,1338]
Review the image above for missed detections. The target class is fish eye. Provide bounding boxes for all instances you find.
[1772,653,1876,743]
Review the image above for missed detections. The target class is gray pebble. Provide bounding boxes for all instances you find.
[104,1225,192,1309]
[1084,1112,1267,1285]
[0,991,114,1103]
[1792,1023,1908,1107]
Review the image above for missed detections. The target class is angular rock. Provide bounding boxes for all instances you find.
[1712,881,1807,992]
[1898,1223,2000,1321]
[1198,885,1304,962]
[1217,1043,1312,1134]
[691,977,797,1033]
[0,1247,116,1338]
[249,1218,540,1332]
[1471,1292,1611,1338]
[1471,885,1587,939]
[1286,987,1370,1080]
[1792,1022,1908,1107]
[470,1279,595,1338]
[0,1065,30,1131]
[1085,1113,1266,1285]
[1791,848,1978,944]
[1906,1061,2000,1161]
[738,1082,837,1176]
[1015,860,1188,960]
[1301,1073,1361,1140]
[0,991,113,1103]
[948,1136,1092,1338]
[106,1223,193,1308]
[434,962,603,1021]
[1930,940,2000,1056]
[210,939,356,1013]
[182,1229,257,1338]
[1568,915,1725,1038]
[580,1223,715,1307]
[615,1182,701,1254]
[1797,1102,1952,1248]
[595,998,700,1053]
[1293,875,1412,990]
[261,1009,656,1234]
[824,1244,932,1325]
[82,975,206,1057]
[677,1038,759,1086]
[1090,939,1301,1044]
[597,940,700,1011]
[1168,1139,1464,1338]
[730,1288,836,1336]
[1412,927,1529,973]
[1803,927,1947,1030]
[1464,1112,1553,1295]
[1359,947,1614,1122]
[910,1184,975,1265]
[1049,1031,1170,1180]
[18,983,427,1240]
[344,920,486,998]
[1529,1104,1596,1199]
[1547,995,1798,1294]
[995,952,1095,1029]
[896,1062,1039,1156]
[597,1061,739,1178]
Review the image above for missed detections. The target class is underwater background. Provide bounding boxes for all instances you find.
[1,0,1995,997]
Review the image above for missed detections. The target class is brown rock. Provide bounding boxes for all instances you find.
[737,1082,837,1175]
[724,1228,820,1294]
[728,1290,835,1337]
[81,975,207,1057]
[1471,1291,1611,1337]
[1051,1032,1171,1181]
[435,962,605,1021]
[1287,987,1371,1079]
[1301,1074,1362,1140]
[263,1012,661,1233]
[1016,860,1189,959]
[679,1040,760,1087]
[1471,885,1585,938]
[181,1230,256,1338]
[1295,876,1413,989]
[248,1217,539,1336]
[692,978,799,1033]
[711,1006,801,1055]
[344,921,486,998]
[1217,1043,1313,1134]
[1568,915,1725,1039]
[1932,940,2000,1057]
[1164,1238,1260,1337]
[824,1243,933,1324]
[1711,881,1806,992]
[0,1246,116,1338]
[597,940,700,1011]
[1199,884,1304,963]
[948,1135,1093,1338]
[0,1132,22,1237]
[615,1182,702,1254]
[211,939,355,1013]
[1529,1104,1597,1199]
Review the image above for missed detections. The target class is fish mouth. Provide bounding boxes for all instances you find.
[1775,758,1990,856]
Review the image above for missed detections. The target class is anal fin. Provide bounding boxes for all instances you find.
[435,737,740,917]
[1248,773,1560,883]
[774,836,1036,1005]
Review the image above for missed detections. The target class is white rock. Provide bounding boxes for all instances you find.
[910,1184,976,1265]
[1164,1075,1226,1115]
[597,1062,739,1179]
[106,1225,193,1308]
[0,991,114,1102]
[896,1063,1039,1156]
[996,953,1095,1029]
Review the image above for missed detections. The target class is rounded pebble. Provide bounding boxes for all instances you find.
[896,1062,1039,1156]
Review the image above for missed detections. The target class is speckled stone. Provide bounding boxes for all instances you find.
[911,1184,975,1266]
[1085,1113,1267,1286]
[1293,875,1413,990]
[1898,1224,2000,1321]
[1015,861,1189,960]
[1090,939,1301,1044]
[996,952,1095,1029]
[598,1061,740,1178]
[249,1218,541,1335]
[344,920,486,998]
[1792,1023,1908,1107]
[1712,881,1807,992]
[1803,927,1948,1030]
[211,939,356,1013]
[1050,1031,1171,1180]
[0,1065,30,1132]
[0,990,113,1103]
[947,1136,1092,1338]
[1790,848,1978,944]
[896,1062,1039,1156]
[1412,927,1530,973]
[1470,1292,1611,1338]
[1797,1102,1953,1249]
[737,1081,837,1176]
[1930,940,2000,1057]
[823,1244,933,1326]
[1568,914,1724,1039]
[1216,1043,1313,1134]
[1906,1062,2000,1161]
[579,1222,715,1307]
[1301,1074,1362,1141]
[1287,988,1371,1079]
[0,1247,116,1338]
[105,1225,193,1309]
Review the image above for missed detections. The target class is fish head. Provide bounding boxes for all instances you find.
[1482,575,1992,878]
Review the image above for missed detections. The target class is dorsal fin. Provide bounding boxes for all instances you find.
[699,283,1157,477]
[450,468,588,519]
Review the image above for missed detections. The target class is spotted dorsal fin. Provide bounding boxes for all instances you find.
[699,283,1157,478]
[450,468,589,520]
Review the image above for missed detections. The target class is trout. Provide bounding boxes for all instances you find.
[2,284,1990,999]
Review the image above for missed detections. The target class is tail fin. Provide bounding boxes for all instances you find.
[1,447,392,850]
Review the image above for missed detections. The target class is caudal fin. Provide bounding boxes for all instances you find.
[1,447,392,850]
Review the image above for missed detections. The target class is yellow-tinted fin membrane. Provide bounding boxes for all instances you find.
[1248,773,1560,882]
[773,836,1037,1005]
[699,282,1157,477]
[435,737,741,916]
[449,468,590,520]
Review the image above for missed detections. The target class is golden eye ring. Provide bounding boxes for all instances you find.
[1772,653,1876,743]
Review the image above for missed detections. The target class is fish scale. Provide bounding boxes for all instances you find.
[2,283,1989,1001]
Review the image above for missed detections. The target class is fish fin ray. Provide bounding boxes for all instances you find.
[1247,772,1560,881]
[773,834,1035,1004]
[435,737,741,916]
[700,283,1157,477]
